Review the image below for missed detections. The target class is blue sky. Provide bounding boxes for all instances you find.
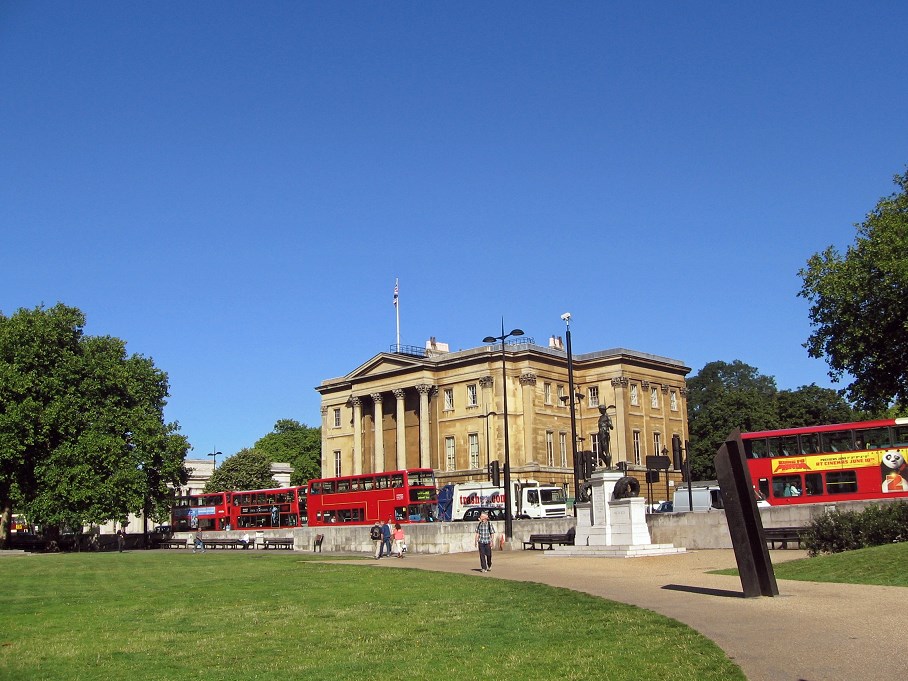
[2,2,907,460]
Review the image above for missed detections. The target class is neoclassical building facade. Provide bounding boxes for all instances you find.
[316,336,690,499]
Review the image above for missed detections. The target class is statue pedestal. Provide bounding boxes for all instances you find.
[553,470,685,558]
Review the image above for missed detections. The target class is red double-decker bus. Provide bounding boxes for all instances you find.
[171,492,231,531]
[742,417,908,505]
[228,486,307,529]
[307,468,438,526]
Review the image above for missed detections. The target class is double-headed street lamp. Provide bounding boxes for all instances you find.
[561,312,582,510]
[483,323,524,540]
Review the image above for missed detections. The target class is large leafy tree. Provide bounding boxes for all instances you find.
[254,419,321,486]
[799,169,908,412]
[0,304,189,546]
[686,361,861,480]
[686,361,780,479]
[204,448,277,493]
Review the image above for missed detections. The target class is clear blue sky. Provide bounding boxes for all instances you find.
[2,2,906,460]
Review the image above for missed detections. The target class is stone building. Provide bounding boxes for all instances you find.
[317,336,690,500]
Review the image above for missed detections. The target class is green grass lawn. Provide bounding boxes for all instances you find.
[769,541,908,586]
[1,551,744,681]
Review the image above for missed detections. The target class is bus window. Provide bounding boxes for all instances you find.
[362,477,374,491]
[892,425,908,447]
[747,439,768,459]
[800,434,820,455]
[391,474,404,488]
[375,475,389,489]
[337,480,350,493]
[779,436,799,457]
[767,438,783,457]
[855,427,889,450]
[310,483,321,495]
[826,471,858,494]
[821,430,853,453]
[758,478,770,500]
[772,475,801,498]
[323,481,335,494]
[804,473,823,496]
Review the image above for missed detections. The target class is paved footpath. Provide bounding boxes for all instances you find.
[372,548,898,681]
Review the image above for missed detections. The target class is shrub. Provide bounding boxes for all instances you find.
[805,500,908,556]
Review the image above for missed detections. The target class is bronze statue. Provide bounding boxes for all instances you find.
[597,405,613,468]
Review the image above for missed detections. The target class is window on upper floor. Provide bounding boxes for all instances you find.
[467,384,478,407]
[588,386,599,408]
[630,384,639,406]
[444,388,454,411]
[333,408,341,428]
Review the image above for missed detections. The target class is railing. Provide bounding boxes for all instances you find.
[390,344,427,357]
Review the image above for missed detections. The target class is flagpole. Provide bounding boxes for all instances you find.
[394,278,400,349]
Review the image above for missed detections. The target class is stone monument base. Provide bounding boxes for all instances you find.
[548,470,685,558]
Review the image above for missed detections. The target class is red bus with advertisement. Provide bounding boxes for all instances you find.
[307,468,438,526]
[171,492,231,531]
[228,486,307,529]
[742,417,908,505]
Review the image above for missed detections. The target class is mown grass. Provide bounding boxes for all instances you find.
[1,551,744,681]
[769,541,908,586]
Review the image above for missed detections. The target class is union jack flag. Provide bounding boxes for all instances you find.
[393,279,399,308]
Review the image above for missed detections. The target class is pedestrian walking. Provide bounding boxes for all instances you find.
[370,521,383,558]
[116,529,125,553]
[392,523,406,558]
[381,519,392,558]
[474,512,495,572]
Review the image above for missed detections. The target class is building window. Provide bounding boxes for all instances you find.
[467,384,478,407]
[588,386,599,408]
[630,384,639,406]
[557,385,566,405]
[469,433,480,469]
[544,382,552,405]
[633,431,641,466]
[445,436,455,471]
[444,388,454,411]
[560,432,567,467]
[670,390,678,411]
[591,432,600,457]
[546,431,555,467]
[334,450,342,477]
[651,387,659,409]
[653,432,661,457]
[333,408,341,428]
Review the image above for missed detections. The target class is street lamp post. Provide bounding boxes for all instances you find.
[477,411,497,468]
[561,313,581,511]
[483,322,524,540]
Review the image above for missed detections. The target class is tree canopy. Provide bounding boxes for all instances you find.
[253,419,321,486]
[0,304,189,546]
[686,360,857,479]
[799,169,908,412]
[204,448,278,493]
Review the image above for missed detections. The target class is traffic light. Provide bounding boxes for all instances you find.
[488,460,501,487]
[672,434,683,470]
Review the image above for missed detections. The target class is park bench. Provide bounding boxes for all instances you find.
[202,539,245,550]
[158,539,188,549]
[764,526,807,549]
[313,534,324,552]
[261,537,294,550]
[523,527,576,551]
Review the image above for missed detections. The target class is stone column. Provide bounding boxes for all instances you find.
[351,396,363,475]
[371,392,384,473]
[320,406,328,475]
[479,376,495,461]
[416,384,433,469]
[519,372,537,469]
[394,388,407,470]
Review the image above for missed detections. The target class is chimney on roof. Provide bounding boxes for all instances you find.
[549,335,564,351]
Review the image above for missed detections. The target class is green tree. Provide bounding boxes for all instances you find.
[0,304,189,546]
[254,419,321,486]
[204,448,277,493]
[686,361,780,479]
[799,169,908,412]
[776,384,857,428]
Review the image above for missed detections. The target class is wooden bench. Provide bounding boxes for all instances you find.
[261,537,294,550]
[158,539,188,549]
[202,539,245,550]
[523,528,576,550]
[764,526,807,549]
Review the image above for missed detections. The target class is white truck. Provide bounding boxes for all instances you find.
[672,485,724,512]
[438,480,568,521]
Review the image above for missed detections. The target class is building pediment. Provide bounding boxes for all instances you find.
[344,353,428,381]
